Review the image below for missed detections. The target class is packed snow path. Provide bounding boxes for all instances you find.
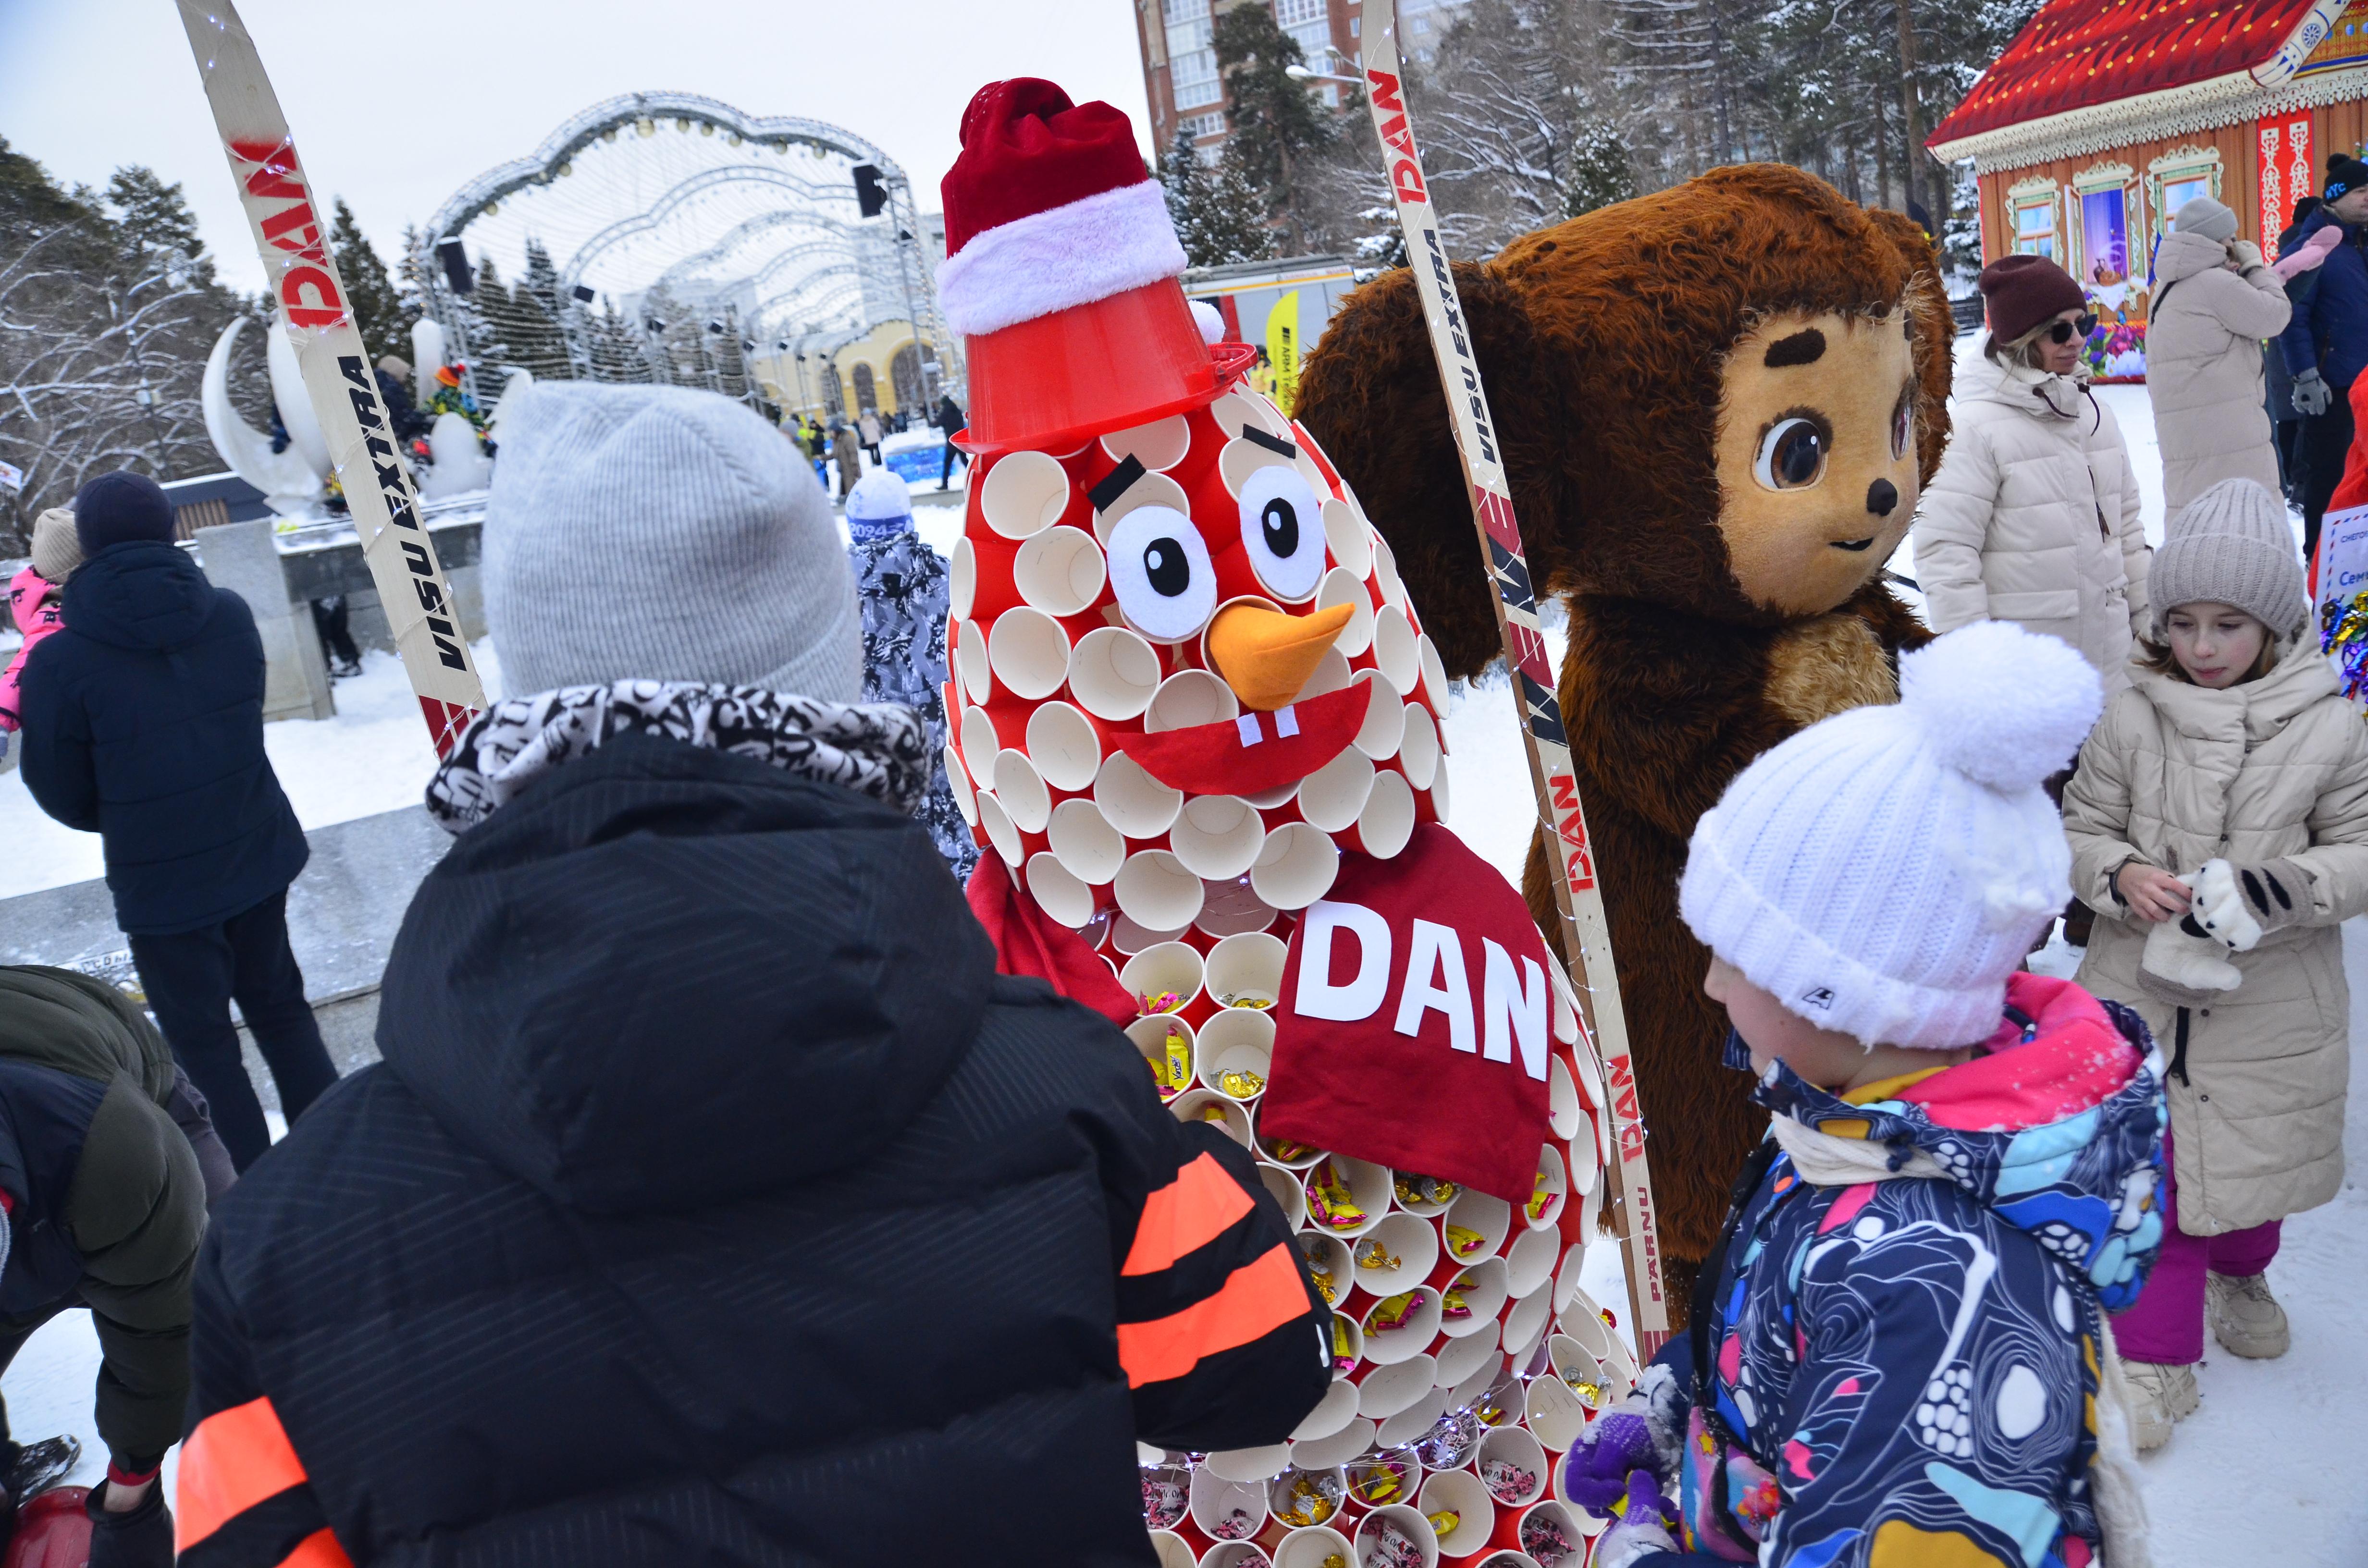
[1,388,2359,1562]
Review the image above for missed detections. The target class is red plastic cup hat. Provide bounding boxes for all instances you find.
[940,78,1212,453]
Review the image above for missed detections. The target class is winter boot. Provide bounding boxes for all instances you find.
[2122,1360,2198,1450]
[2208,1270,2291,1358]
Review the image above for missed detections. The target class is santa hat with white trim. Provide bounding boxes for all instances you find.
[939,79,1220,453]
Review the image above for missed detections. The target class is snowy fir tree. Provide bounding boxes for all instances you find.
[326,198,406,367]
[1566,122,1639,217]
[1159,130,1276,269]
[1212,1,1334,251]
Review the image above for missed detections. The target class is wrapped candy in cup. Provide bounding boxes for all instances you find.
[1269,1463,1348,1530]
[1305,1155,1391,1240]
[1143,1456,1193,1532]
[1441,1190,1513,1266]
[1298,1233,1353,1311]
[1354,1503,1440,1568]
[1353,1354,1438,1420]
[1416,1470,1492,1561]
[1124,1015,1196,1101]
[1272,1523,1357,1568]
[1546,1335,1610,1415]
[1202,1544,1273,1568]
[1169,1089,1252,1149]
[1122,942,1207,1017]
[1360,1286,1443,1365]
[1475,1426,1549,1509]
[1522,1147,1568,1231]
[1261,1128,1327,1171]
[1350,1213,1437,1296]
[1431,1256,1508,1338]
[1412,1395,1485,1472]
[1205,929,1288,1010]
[1070,625,1163,721]
[1343,1451,1423,1515]
[1391,1172,1459,1216]
[1204,1012,1275,1103]
[1554,1285,1616,1364]
[1519,1499,1595,1559]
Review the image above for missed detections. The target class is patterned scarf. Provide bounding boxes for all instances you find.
[425,679,929,833]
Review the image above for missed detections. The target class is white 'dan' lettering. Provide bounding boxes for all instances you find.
[1295,901,1549,1080]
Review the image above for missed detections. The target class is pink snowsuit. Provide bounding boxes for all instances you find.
[0,564,65,732]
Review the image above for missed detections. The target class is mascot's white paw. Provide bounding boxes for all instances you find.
[2190,859,2266,952]
[2138,915,2244,1005]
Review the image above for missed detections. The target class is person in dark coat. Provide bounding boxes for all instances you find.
[2277,158,2368,558]
[173,383,1328,1568]
[2268,196,2322,504]
[15,473,338,1173]
[372,355,430,445]
[0,966,234,1568]
[933,392,968,490]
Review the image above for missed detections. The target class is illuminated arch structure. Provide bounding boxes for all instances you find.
[418,91,958,419]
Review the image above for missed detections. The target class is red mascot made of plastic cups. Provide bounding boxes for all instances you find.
[939,79,1633,1565]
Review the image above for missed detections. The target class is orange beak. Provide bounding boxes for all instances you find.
[1208,601,1357,711]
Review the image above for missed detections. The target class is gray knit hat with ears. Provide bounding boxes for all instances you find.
[2150,478,2308,641]
[482,382,861,702]
[2174,196,2240,243]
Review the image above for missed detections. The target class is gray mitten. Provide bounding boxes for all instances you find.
[2190,858,2310,951]
[2137,915,2243,1005]
[2295,368,2334,416]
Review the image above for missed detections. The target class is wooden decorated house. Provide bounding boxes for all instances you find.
[1929,0,2368,376]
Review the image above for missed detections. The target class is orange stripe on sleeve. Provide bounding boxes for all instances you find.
[175,1396,310,1554]
[1118,1243,1309,1387]
[1122,1151,1258,1276]
[283,1527,357,1568]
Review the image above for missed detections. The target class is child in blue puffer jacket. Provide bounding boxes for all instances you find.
[1568,621,2169,1568]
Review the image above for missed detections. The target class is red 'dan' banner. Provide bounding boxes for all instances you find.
[1259,824,1554,1202]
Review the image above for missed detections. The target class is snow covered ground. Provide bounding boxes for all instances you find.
[1,373,2358,1561]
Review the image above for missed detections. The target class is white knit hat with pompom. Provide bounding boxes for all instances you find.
[1678,621,2103,1049]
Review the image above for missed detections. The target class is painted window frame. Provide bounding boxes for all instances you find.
[2006,174,2063,261]
[2146,145,2226,246]
[2066,161,2141,291]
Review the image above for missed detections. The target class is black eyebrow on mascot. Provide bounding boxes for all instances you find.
[1295,164,1955,1314]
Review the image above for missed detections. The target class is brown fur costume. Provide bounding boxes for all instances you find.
[1297,167,1953,1313]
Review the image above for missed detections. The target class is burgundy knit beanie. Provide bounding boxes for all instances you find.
[1977,255,2088,346]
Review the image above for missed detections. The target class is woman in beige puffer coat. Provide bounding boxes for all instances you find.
[2061,478,2367,1447]
[2145,196,2292,514]
[1916,256,2152,695]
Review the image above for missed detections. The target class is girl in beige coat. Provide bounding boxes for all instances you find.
[1917,255,2151,696]
[2145,196,2293,514]
[2062,478,2368,1448]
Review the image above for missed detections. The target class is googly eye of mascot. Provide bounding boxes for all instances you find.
[1295,165,1956,1314]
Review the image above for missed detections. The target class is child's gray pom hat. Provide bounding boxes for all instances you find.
[2149,478,2307,642]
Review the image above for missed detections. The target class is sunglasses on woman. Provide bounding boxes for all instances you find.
[2045,313,2100,344]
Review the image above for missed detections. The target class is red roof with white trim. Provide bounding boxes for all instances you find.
[1928,0,2315,146]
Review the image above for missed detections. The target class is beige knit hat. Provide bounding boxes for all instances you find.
[29,507,82,584]
[2149,478,2307,640]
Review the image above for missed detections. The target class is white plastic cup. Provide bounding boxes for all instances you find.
[1188,1466,1270,1546]
[1069,625,1163,721]
[988,606,1072,701]
[1024,851,1096,929]
[1566,1127,1600,1208]
[1297,748,1373,833]
[1258,1159,1307,1228]
[1113,911,1192,954]
[1306,1153,1392,1240]
[959,704,1000,780]
[1503,1288,1554,1368]
[1290,1377,1361,1445]
[1197,876,1279,938]
[1026,700,1103,793]
[1208,1445,1293,1483]
[1372,532,1409,613]
[1147,667,1241,733]
[1120,942,1207,1016]
[1200,1541,1272,1568]
[1354,769,1417,859]
[1012,524,1107,616]
[1399,703,1442,791]
[1356,1504,1441,1568]
[1476,1426,1550,1510]
[1547,1057,1581,1141]
[1101,413,1193,472]
[980,448,1070,539]
[1442,1190,1513,1266]
[942,744,978,827]
[1419,634,1453,717]
[955,616,993,705]
[993,748,1052,834]
[1374,605,1421,695]
[1430,1320,1502,1390]
[1523,1368,1586,1453]
[1557,1286,1615,1364]
[1205,930,1288,1009]
[1125,1014,1196,1097]
[1315,566,1375,657]
[1116,849,1205,931]
[1518,1499,1592,1562]
[1172,795,1266,880]
[1092,468,1192,545]
[1351,1213,1439,1298]
[1220,435,1295,497]
[1359,1286,1443,1365]
[1298,1232,1353,1312]
[1291,1415,1375,1470]
[1049,797,1125,885]
[949,536,977,620]
[1424,763,1452,827]
[1322,496,1374,579]
[1417,1469,1493,1561]
[1171,1088,1252,1149]
[1525,1146,1568,1231]
[1376,1386,1450,1451]
[1211,388,1289,441]
[1095,752,1184,839]
[1292,647,1353,706]
[1203,1010,1276,1102]
[1350,669,1406,762]
[1503,1227,1560,1301]
[1148,1529,1195,1568]
[1252,821,1341,911]
[1273,1524,1357,1568]
[974,789,1022,869]
[1438,1255,1508,1339]
[1357,1355,1439,1420]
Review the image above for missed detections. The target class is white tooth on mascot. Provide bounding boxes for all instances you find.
[939,78,1631,1528]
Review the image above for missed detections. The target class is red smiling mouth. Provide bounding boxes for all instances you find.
[1111,681,1376,796]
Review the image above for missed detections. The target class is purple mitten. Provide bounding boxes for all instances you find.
[1591,1470,1683,1568]
[1561,1411,1664,1512]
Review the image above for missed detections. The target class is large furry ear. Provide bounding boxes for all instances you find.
[1862,207,1955,485]
[1298,260,1561,679]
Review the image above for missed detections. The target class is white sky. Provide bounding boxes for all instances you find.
[0,0,1155,294]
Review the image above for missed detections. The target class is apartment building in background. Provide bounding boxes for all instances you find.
[1136,0,1470,163]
